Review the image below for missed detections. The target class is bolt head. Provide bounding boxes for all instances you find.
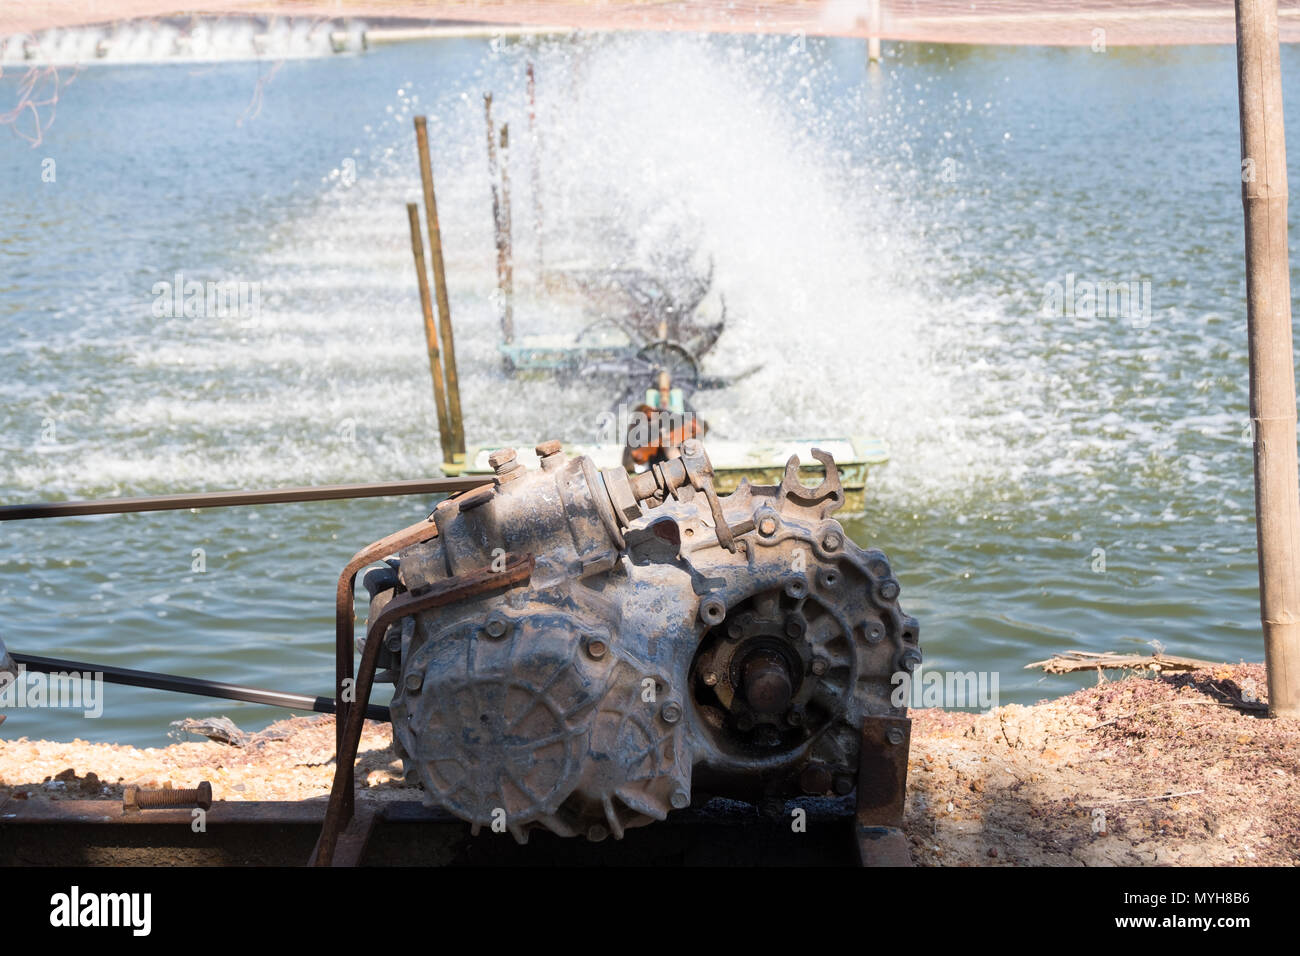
[880,579,901,600]
[585,636,607,660]
[535,439,563,457]
[822,531,842,551]
[404,671,423,692]
[661,701,682,724]
[758,515,778,537]
[811,658,828,676]
[681,439,702,457]
[699,597,726,625]
[703,671,719,686]
[887,727,906,745]
[784,616,806,639]
[832,774,855,796]
[670,788,691,810]
[484,613,510,638]
[487,447,517,470]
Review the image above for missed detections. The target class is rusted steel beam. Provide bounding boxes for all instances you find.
[854,714,913,866]
[313,552,535,866]
[0,477,493,521]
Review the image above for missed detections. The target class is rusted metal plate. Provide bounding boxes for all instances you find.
[855,714,913,867]
[0,800,328,826]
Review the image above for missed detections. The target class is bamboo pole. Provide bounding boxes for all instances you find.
[526,61,545,274]
[406,202,454,463]
[499,121,515,340]
[484,93,514,344]
[414,115,466,457]
[1235,0,1300,717]
[867,0,882,62]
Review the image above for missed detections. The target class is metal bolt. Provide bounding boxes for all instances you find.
[800,763,831,794]
[784,615,806,639]
[670,788,691,810]
[703,671,719,686]
[404,671,423,692]
[879,579,901,600]
[487,447,517,470]
[124,781,213,812]
[887,727,905,746]
[784,578,807,600]
[811,657,829,676]
[535,439,563,458]
[587,823,609,842]
[822,531,842,552]
[661,701,682,724]
[866,623,884,643]
[699,596,726,625]
[585,636,607,660]
[758,515,778,537]
[832,774,855,796]
[484,613,510,639]
[681,439,702,458]
[900,648,922,673]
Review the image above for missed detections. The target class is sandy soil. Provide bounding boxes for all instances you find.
[1,662,1296,866]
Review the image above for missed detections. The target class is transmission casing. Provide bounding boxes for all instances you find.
[365,441,918,842]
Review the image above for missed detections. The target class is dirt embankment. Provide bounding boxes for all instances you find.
[1,663,1296,866]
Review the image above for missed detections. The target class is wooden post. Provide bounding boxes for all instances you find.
[406,202,454,463]
[484,93,514,344]
[1235,0,1300,717]
[414,116,466,457]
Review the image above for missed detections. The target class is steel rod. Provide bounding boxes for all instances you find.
[0,477,492,521]
[1235,0,1300,716]
[8,652,390,722]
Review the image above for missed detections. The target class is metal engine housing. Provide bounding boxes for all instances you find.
[365,441,918,842]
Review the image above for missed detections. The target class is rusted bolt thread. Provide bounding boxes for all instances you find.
[129,781,213,811]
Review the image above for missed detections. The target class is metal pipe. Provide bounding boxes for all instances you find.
[413,116,466,457]
[0,477,493,521]
[406,201,455,462]
[8,652,390,722]
[313,552,535,866]
[1235,0,1300,716]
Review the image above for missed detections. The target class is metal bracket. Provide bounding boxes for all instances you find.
[855,714,913,867]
